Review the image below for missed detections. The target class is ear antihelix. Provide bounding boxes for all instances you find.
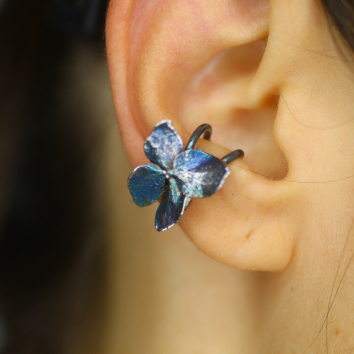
[178,42,287,181]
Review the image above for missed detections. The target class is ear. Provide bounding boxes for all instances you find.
[106,0,299,271]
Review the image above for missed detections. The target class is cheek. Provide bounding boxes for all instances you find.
[273,80,354,183]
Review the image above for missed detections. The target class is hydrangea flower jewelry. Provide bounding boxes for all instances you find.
[127,121,244,231]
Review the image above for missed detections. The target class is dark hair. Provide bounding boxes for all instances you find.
[321,0,354,52]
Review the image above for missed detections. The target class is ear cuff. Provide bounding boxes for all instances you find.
[127,120,244,231]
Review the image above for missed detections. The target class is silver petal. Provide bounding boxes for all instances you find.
[155,178,189,231]
[171,149,230,198]
[128,163,166,207]
[144,120,183,169]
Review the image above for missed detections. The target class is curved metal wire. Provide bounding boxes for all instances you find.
[185,123,212,150]
[186,123,244,164]
[221,149,244,165]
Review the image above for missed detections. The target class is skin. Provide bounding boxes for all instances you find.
[104,0,354,352]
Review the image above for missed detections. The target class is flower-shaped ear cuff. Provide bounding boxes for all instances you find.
[127,120,244,231]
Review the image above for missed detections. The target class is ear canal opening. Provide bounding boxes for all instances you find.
[178,38,288,181]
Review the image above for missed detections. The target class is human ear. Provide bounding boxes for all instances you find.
[105,0,301,271]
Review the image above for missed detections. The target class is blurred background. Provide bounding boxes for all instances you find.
[0,1,231,353]
[0,0,121,352]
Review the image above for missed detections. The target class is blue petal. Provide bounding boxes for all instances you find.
[144,120,183,169]
[171,149,230,198]
[155,178,189,231]
[128,164,166,207]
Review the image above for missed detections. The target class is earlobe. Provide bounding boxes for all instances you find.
[106,0,297,271]
[178,150,296,271]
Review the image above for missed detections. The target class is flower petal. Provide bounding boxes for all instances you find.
[155,178,189,231]
[144,120,183,169]
[171,149,230,198]
[128,164,166,207]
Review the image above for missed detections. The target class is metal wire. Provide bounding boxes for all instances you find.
[185,123,212,150]
[221,149,244,165]
[186,123,244,164]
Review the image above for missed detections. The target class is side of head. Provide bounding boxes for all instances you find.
[106,0,354,272]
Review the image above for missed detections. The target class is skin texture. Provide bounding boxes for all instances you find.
[105,0,354,353]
